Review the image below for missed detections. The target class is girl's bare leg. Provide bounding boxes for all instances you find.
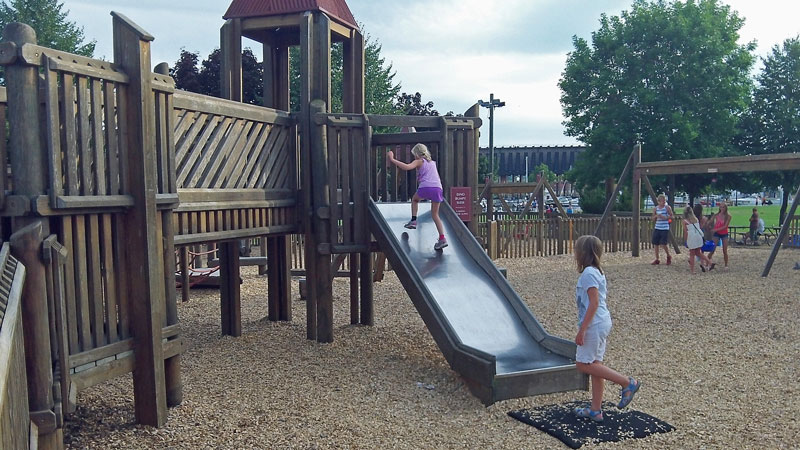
[411,193,420,218]
[591,375,605,411]
[654,246,660,261]
[721,237,729,267]
[688,250,696,274]
[430,201,445,237]
[576,361,629,388]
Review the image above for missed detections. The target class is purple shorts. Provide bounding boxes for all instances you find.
[416,187,444,203]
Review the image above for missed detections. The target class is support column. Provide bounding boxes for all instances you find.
[267,236,291,321]
[762,182,800,276]
[220,19,242,101]
[3,22,62,448]
[112,12,167,427]
[632,144,642,257]
[219,241,241,336]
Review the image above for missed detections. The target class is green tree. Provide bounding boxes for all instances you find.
[171,49,202,93]
[395,92,439,116]
[478,155,498,182]
[528,163,557,184]
[171,48,263,105]
[0,0,94,56]
[559,0,755,199]
[290,31,400,114]
[744,37,800,224]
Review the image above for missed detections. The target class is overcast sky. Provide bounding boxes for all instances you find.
[66,0,800,147]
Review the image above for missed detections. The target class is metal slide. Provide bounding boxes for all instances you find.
[368,200,587,405]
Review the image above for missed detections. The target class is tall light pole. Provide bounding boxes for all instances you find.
[478,93,505,181]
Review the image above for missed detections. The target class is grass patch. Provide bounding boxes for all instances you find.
[645,204,785,227]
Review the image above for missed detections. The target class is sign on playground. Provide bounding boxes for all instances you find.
[451,187,472,222]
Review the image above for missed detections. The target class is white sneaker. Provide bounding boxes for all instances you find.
[434,238,448,250]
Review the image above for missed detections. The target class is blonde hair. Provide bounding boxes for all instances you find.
[717,201,731,219]
[574,235,603,274]
[683,206,697,223]
[411,143,432,161]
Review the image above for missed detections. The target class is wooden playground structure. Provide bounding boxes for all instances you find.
[3,1,797,448]
[0,1,482,447]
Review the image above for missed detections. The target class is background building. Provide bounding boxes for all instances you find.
[479,145,585,178]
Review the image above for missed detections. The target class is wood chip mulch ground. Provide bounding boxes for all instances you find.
[64,247,800,449]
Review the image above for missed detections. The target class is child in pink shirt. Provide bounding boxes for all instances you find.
[387,143,447,250]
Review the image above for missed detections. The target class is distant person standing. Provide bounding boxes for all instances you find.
[748,208,760,245]
[693,204,715,271]
[709,202,732,268]
[650,194,674,265]
[683,207,713,274]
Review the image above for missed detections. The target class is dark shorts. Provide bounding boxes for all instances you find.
[652,228,669,245]
[714,232,728,240]
[416,187,444,203]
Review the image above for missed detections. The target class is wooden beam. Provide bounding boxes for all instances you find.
[594,151,634,236]
[637,153,800,176]
[311,12,333,343]
[761,182,800,277]
[371,131,440,146]
[172,90,292,125]
[112,11,168,427]
[631,144,642,257]
[241,13,305,32]
[219,241,241,336]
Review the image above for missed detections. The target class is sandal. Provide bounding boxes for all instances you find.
[651,259,660,265]
[666,255,672,265]
[574,407,604,422]
[618,377,640,409]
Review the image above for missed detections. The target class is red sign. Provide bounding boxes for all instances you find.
[450,187,472,222]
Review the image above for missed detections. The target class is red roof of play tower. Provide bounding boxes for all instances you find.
[223,0,357,29]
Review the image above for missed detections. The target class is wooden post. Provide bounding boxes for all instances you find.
[3,22,62,448]
[179,247,190,302]
[632,144,642,257]
[154,62,182,409]
[488,220,498,259]
[556,216,564,254]
[299,13,317,340]
[486,180,494,221]
[304,11,334,343]
[360,121,373,327]
[594,151,634,236]
[220,19,242,101]
[112,12,167,426]
[219,241,241,336]
[310,98,333,343]
[611,214,618,253]
[464,103,481,235]
[762,182,800,276]
[267,236,291,321]
[261,35,293,323]
[258,238,267,275]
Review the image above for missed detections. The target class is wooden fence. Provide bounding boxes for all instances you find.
[478,215,657,258]
[0,243,31,449]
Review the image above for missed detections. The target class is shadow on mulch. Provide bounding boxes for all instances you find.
[508,401,675,449]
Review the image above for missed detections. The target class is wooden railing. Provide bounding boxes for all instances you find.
[173,90,294,191]
[478,215,657,258]
[0,243,31,450]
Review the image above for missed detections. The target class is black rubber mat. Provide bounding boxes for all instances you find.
[508,401,675,449]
